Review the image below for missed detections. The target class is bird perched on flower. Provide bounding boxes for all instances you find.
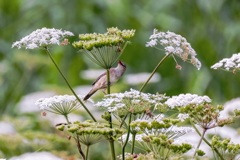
[83,60,126,100]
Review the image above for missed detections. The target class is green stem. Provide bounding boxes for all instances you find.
[45,48,97,122]
[190,120,224,160]
[63,114,85,160]
[109,139,116,160]
[122,113,132,160]
[106,69,111,96]
[86,145,90,160]
[106,68,116,160]
[64,114,70,124]
[131,133,136,154]
[140,53,171,92]
[193,128,206,157]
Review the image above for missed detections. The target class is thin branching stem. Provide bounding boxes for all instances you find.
[131,133,136,154]
[45,48,97,122]
[63,114,85,160]
[190,120,224,160]
[122,113,132,160]
[140,53,172,92]
[193,128,206,157]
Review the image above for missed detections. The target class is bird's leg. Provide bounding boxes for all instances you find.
[102,88,107,95]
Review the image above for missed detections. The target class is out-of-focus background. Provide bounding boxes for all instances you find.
[1,0,240,159]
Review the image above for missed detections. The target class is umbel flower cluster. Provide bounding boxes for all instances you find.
[164,93,212,109]
[72,27,135,51]
[211,136,240,159]
[211,52,240,73]
[146,29,201,70]
[164,94,237,129]
[95,89,168,118]
[12,27,74,49]
[35,95,93,115]
[72,27,135,69]
[57,120,125,146]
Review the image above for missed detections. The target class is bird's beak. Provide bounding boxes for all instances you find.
[118,60,126,67]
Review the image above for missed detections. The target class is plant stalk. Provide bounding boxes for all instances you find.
[122,113,132,160]
[64,114,70,124]
[106,68,116,160]
[86,145,90,160]
[193,128,206,157]
[131,133,136,154]
[63,114,85,160]
[45,48,97,122]
[140,53,171,92]
[76,135,86,160]
[190,120,224,160]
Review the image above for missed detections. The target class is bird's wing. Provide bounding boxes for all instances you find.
[92,72,106,85]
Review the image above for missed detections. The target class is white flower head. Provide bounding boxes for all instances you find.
[165,93,211,109]
[12,27,74,49]
[211,53,240,72]
[146,29,201,70]
[35,94,92,115]
[177,113,189,122]
[94,89,168,117]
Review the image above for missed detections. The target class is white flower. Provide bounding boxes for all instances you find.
[146,29,201,70]
[95,89,168,115]
[35,94,92,115]
[12,27,74,49]
[165,93,211,109]
[177,113,189,122]
[211,53,240,71]
[146,39,157,47]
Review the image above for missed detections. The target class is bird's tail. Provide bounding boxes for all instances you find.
[83,88,98,101]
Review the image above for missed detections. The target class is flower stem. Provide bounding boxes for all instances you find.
[140,53,171,92]
[122,113,132,160]
[193,128,206,157]
[45,49,97,122]
[63,114,70,124]
[106,69,111,96]
[76,135,86,160]
[63,114,86,160]
[86,145,90,160]
[131,133,136,154]
[106,68,116,160]
[190,120,224,160]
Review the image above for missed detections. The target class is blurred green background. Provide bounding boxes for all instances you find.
[1,0,240,159]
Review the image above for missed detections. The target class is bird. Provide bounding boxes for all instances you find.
[83,60,126,101]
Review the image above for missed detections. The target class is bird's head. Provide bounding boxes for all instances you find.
[118,60,126,68]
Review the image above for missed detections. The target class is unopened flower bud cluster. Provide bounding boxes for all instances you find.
[12,27,74,49]
[179,103,234,129]
[95,89,168,118]
[143,134,192,155]
[72,27,135,51]
[117,152,156,160]
[146,29,201,70]
[58,120,125,137]
[212,136,240,159]
[131,119,193,139]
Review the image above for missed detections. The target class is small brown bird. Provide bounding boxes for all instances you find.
[83,60,126,100]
